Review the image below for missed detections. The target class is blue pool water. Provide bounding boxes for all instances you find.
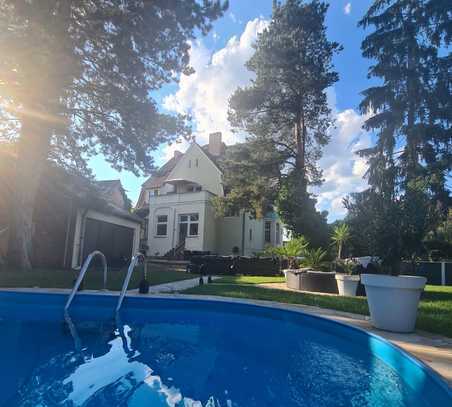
[0,292,450,406]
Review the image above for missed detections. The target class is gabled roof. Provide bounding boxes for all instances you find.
[141,142,225,191]
[141,153,184,189]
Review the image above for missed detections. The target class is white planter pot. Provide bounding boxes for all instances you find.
[361,274,427,333]
[335,274,360,296]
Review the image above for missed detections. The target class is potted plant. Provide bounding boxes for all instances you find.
[334,259,360,296]
[331,223,351,260]
[268,237,308,288]
[300,247,328,271]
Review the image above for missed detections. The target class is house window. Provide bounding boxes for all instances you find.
[179,213,199,237]
[265,221,271,243]
[249,228,252,241]
[276,222,280,244]
[156,214,168,236]
[187,185,202,193]
[195,158,199,167]
[189,160,192,168]
[149,189,159,199]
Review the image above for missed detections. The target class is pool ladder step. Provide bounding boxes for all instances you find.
[65,251,145,313]
[64,250,108,311]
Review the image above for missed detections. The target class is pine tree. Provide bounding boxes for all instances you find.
[224,0,341,243]
[0,0,227,269]
[229,0,341,190]
[358,0,451,205]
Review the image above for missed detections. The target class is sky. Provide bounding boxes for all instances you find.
[89,0,376,222]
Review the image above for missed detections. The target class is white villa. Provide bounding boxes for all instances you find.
[136,132,284,257]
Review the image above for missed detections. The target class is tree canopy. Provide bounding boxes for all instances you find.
[344,0,451,269]
[358,0,451,205]
[0,0,228,174]
[0,0,227,269]
[220,0,340,246]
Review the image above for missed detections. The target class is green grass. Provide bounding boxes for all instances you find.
[184,282,452,338]
[0,264,197,291]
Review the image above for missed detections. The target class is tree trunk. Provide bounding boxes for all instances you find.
[294,108,307,193]
[7,115,51,270]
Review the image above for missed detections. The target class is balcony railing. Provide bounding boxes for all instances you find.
[149,190,214,204]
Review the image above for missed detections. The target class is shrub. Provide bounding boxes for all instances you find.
[301,247,328,270]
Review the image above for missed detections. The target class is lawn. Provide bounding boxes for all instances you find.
[0,264,196,291]
[183,278,452,338]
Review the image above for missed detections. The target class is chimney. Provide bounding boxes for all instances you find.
[173,150,182,159]
[208,132,223,156]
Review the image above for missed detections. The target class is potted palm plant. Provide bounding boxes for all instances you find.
[269,237,308,288]
[331,224,360,296]
[298,247,338,293]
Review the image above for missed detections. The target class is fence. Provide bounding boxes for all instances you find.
[401,261,452,286]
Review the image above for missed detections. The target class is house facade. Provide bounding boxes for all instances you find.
[136,133,284,257]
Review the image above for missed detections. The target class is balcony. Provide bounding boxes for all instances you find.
[148,189,214,205]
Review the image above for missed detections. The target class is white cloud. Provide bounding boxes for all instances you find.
[313,107,372,221]
[344,2,352,15]
[163,18,269,147]
[163,18,371,221]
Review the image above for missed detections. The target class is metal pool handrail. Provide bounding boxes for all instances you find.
[64,250,108,311]
[115,253,145,312]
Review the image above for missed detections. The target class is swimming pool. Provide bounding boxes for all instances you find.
[0,291,450,406]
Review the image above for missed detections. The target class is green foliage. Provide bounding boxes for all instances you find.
[223,0,340,245]
[358,0,451,206]
[344,179,435,273]
[0,0,227,268]
[0,0,227,173]
[300,247,328,270]
[277,173,330,248]
[335,259,357,275]
[265,236,309,268]
[331,223,351,259]
[346,0,451,272]
[213,140,283,218]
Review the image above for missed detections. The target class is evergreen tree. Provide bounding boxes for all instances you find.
[224,0,341,244]
[0,0,227,269]
[358,0,451,206]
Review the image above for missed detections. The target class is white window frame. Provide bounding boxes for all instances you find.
[155,214,168,237]
[179,213,199,237]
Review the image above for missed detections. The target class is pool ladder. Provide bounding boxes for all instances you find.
[64,250,108,311]
[65,251,145,313]
[116,253,145,312]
